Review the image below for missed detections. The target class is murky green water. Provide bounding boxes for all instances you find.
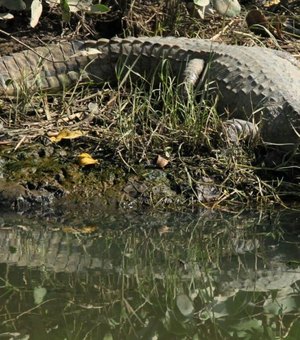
[0,208,299,339]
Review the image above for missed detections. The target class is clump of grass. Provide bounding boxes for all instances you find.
[91,61,287,207]
[1,51,292,208]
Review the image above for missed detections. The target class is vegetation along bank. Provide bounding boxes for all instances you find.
[0,0,299,213]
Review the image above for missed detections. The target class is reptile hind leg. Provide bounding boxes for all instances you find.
[223,119,258,144]
[180,58,205,99]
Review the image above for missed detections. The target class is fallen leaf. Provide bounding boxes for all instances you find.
[246,9,268,31]
[0,13,14,20]
[158,225,171,235]
[156,155,169,169]
[50,129,83,143]
[246,9,283,38]
[30,0,43,28]
[78,153,99,166]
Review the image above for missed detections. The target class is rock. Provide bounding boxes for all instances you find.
[0,180,29,208]
[211,0,241,17]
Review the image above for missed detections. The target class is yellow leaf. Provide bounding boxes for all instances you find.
[50,129,83,143]
[78,153,93,159]
[78,153,99,166]
[49,136,58,142]
[62,130,84,139]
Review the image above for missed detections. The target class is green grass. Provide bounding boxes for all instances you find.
[2,53,297,209]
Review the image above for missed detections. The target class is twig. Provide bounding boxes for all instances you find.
[211,19,237,41]
[14,136,26,151]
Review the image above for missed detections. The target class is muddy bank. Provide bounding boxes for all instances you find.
[0,138,219,213]
[0,1,299,213]
[0,129,299,214]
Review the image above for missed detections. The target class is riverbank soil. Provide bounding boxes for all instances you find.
[0,0,299,213]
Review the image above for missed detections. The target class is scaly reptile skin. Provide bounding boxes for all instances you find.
[0,37,299,151]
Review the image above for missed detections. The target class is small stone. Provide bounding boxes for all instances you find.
[212,0,241,17]
[0,181,28,206]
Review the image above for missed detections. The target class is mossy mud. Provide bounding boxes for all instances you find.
[0,136,208,213]
[0,109,299,214]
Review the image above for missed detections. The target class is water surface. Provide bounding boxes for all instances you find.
[0,208,299,339]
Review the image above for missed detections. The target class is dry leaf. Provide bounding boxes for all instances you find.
[0,13,14,20]
[246,9,268,29]
[30,0,43,28]
[156,155,169,169]
[50,129,83,143]
[246,9,284,38]
[158,225,171,235]
[78,153,99,166]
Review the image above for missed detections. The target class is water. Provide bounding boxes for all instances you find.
[0,208,299,339]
